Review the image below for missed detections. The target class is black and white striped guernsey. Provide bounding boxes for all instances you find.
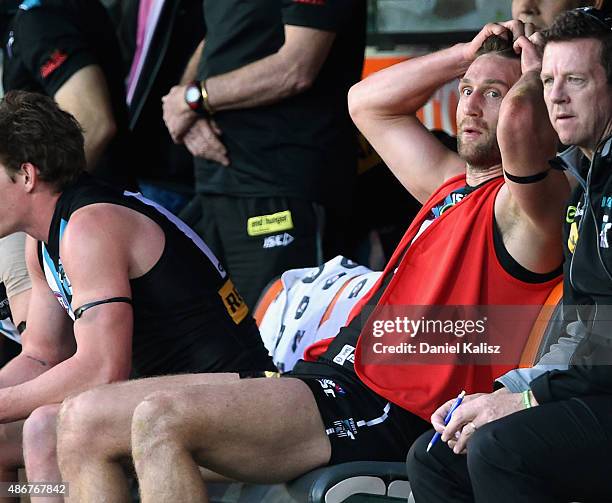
[38,176,275,377]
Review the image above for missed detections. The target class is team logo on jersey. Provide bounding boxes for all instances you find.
[218,279,248,325]
[262,233,294,249]
[317,378,347,398]
[247,210,294,236]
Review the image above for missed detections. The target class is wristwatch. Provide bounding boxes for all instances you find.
[184,81,206,115]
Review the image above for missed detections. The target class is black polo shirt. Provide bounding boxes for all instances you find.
[1,0,134,189]
[195,0,366,206]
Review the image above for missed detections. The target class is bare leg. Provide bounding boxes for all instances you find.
[22,404,64,503]
[57,373,240,503]
[132,377,331,503]
[0,421,24,503]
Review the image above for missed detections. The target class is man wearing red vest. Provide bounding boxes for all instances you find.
[56,21,567,502]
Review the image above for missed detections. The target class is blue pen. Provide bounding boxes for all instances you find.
[426,390,466,453]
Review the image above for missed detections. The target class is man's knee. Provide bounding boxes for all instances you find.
[131,391,187,463]
[57,390,111,460]
[23,405,58,462]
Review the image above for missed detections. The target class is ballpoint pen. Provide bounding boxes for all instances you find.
[427,390,466,453]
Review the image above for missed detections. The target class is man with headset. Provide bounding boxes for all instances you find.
[407,7,612,502]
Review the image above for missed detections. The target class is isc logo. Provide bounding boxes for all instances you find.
[218,279,249,324]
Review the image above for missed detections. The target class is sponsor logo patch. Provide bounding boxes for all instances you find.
[40,49,68,79]
[568,221,579,254]
[247,210,293,236]
[331,418,358,439]
[263,233,294,249]
[333,344,356,366]
[218,279,248,324]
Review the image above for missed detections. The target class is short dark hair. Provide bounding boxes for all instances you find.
[0,90,85,191]
[543,8,612,84]
[475,34,520,60]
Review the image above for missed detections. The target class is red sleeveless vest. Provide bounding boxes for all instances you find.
[308,174,561,420]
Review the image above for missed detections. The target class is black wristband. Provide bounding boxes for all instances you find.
[503,168,550,184]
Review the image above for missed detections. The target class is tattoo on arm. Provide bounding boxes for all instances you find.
[26,355,48,367]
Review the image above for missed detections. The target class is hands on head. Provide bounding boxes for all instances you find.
[465,20,545,74]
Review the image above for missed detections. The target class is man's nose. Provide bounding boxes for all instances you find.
[463,93,482,117]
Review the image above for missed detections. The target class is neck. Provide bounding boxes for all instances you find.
[581,122,612,161]
[465,163,503,187]
[20,191,62,243]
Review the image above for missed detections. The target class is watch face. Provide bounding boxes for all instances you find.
[185,85,201,107]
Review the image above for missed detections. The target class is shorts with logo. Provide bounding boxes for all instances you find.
[286,359,430,466]
[180,194,324,309]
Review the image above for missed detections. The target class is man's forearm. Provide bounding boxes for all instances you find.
[179,39,204,85]
[204,51,307,111]
[0,354,119,422]
[0,352,51,389]
[498,70,557,173]
[348,43,470,119]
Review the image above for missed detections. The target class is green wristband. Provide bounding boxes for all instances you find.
[522,390,532,409]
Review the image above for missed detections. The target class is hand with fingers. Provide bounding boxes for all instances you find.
[439,388,525,455]
[183,118,230,166]
[162,85,199,144]
[514,31,546,74]
[463,19,538,62]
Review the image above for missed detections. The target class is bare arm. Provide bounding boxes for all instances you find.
[495,35,569,273]
[0,216,134,422]
[54,65,117,170]
[205,25,335,110]
[163,25,334,151]
[7,289,29,330]
[0,237,75,392]
[348,45,469,203]
[179,39,204,85]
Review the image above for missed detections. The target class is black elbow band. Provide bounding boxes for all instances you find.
[503,168,550,184]
[74,297,133,320]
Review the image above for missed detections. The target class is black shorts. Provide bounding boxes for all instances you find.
[286,360,430,466]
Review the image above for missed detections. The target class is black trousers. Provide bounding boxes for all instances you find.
[181,193,324,309]
[407,396,612,503]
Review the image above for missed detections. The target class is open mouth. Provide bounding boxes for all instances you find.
[461,128,483,138]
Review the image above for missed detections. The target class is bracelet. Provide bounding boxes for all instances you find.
[200,79,214,115]
[504,168,550,184]
[522,390,532,409]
